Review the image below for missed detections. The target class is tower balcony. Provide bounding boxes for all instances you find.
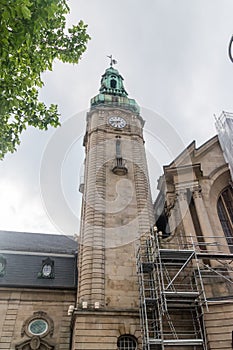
[112,157,128,176]
[90,93,140,114]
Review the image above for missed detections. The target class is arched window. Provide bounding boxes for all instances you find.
[117,335,137,350]
[110,79,117,88]
[217,186,233,252]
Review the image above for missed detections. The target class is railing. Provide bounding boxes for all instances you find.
[112,157,128,176]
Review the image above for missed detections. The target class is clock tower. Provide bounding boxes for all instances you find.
[72,62,154,349]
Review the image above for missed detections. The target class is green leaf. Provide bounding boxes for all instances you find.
[21,5,31,19]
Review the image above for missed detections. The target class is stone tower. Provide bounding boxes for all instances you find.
[72,62,154,349]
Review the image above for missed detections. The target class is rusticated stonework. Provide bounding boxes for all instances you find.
[74,104,154,349]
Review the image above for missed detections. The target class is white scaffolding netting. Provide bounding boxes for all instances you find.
[215,111,233,181]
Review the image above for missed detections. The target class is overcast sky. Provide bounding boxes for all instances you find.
[1,0,233,235]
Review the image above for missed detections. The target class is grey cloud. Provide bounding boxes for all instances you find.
[1,0,233,234]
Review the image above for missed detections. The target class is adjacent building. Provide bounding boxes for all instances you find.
[0,231,77,350]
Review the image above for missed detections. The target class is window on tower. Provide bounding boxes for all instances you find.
[217,185,233,252]
[117,335,137,350]
[110,79,117,88]
[116,138,121,158]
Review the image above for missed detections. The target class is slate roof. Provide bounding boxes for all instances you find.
[0,253,77,289]
[0,230,77,254]
[0,231,78,289]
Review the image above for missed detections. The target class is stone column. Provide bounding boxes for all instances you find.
[176,188,196,249]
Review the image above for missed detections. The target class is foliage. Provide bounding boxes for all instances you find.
[0,0,90,159]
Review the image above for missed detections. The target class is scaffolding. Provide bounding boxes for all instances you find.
[137,228,233,350]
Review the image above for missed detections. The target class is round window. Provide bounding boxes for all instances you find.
[28,319,48,336]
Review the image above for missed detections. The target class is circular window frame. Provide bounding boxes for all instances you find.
[28,319,48,336]
[21,311,54,338]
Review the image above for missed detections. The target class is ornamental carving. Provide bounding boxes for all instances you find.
[176,189,187,202]
[15,336,54,350]
[192,185,202,199]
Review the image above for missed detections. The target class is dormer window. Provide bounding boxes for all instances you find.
[0,255,6,277]
[38,257,55,279]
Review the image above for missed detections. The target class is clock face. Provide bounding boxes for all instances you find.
[108,116,126,129]
[42,264,52,277]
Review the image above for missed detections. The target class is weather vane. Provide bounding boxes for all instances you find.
[107,55,117,67]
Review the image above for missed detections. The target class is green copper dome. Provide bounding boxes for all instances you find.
[91,66,140,114]
[99,67,128,96]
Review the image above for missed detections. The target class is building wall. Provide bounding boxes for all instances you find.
[155,136,233,349]
[73,311,141,349]
[205,303,233,350]
[0,288,75,350]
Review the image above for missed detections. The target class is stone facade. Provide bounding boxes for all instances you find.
[0,288,76,350]
[155,135,233,349]
[73,310,141,349]
[73,66,154,349]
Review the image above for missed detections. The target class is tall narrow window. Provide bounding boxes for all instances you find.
[112,137,127,176]
[217,186,233,252]
[116,138,121,158]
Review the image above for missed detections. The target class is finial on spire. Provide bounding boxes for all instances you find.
[107,55,117,67]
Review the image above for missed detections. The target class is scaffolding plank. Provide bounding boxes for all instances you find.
[141,262,154,272]
[197,252,233,259]
[145,297,157,303]
[163,291,199,298]
[149,338,203,346]
[159,249,195,261]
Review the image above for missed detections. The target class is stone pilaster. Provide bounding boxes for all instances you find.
[176,188,196,247]
[0,292,20,350]
[132,135,154,235]
[192,185,218,254]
